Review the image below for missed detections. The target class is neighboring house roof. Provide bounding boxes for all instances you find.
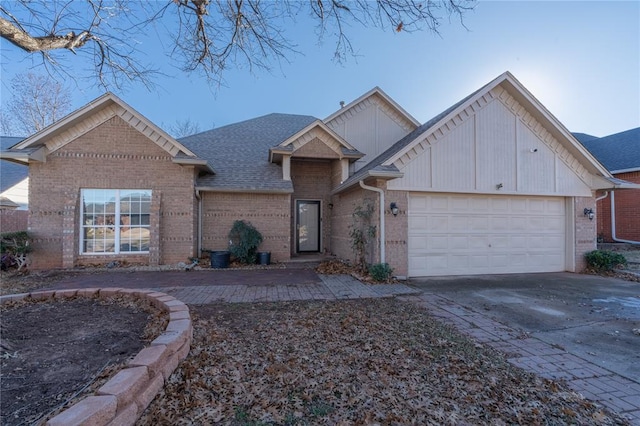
[572,132,598,143]
[0,93,212,172]
[334,72,617,194]
[576,127,640,173]
[0,136,27,192]
[179,113,318,193]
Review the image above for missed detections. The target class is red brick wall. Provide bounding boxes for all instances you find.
[596,171,640,243]
[290,160,333,254]
[28,115,197,269]
[0,210,28,233]
[201,191,291,262]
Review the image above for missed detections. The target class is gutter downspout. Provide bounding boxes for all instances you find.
[359,180,385,264]
[195,189,203,256]
[611,191,640,245]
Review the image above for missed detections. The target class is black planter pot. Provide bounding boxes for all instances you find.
[257,251,271,265]
[210,251,231,269]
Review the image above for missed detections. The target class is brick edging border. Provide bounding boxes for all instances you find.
[0,288,192,426]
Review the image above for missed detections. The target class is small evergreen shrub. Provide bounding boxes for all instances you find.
[369,262,393,282]
[585,250,627,272]
[228,220,263,264]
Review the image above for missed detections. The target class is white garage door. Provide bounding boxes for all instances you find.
[408,193,566,277]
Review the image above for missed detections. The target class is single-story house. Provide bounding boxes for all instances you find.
[574,128,640,244]
[2,71,637,276]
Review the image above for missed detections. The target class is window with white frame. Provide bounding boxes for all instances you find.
[80,189,152,254]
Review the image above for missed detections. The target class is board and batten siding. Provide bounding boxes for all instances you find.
[388,87,592,197]
[326,94,414,172]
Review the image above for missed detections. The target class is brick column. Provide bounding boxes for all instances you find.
[61,190,79,268]
[574,196,597,272]
[149,191,161,266]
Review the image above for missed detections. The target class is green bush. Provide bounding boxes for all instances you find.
[228,220,263,264]
[369,262,393,282]
[584,250,627,272]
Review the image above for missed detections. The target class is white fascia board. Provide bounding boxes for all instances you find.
[324,86,421,127]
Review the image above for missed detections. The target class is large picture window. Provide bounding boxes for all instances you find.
[81,189,151,254]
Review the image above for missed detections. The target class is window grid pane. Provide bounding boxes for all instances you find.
[81,189,151,254]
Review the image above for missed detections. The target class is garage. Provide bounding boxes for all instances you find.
[408,193,567,277]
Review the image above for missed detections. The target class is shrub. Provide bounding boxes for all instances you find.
[369,262,393,282]
[585,250,627,272]
[1,231,32,271]
[228,220,263,264]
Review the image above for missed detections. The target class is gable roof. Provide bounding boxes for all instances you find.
[1,93,209,170]
[324,86,421,129]
[334,72,616,194]
[0,136,27,192]
[269,120,363,163]
[577,127,640,173]
[179,113,317,192]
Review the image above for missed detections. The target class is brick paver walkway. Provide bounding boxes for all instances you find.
[400,293,640,424]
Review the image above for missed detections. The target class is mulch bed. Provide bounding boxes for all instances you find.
[0,296,167,426]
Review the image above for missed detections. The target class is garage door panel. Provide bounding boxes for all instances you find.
[408,193,566,277]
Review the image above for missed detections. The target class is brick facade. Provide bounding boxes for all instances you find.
[596,171,640,243]
[200,191,291,262]
[0,209,28,233]
[28,116,197,269]
[290,160,334,255]
[574,196,597,272]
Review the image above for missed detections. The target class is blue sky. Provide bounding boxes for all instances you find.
[1,1,638,137]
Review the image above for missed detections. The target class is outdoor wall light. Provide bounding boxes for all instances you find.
[583,208,594,221]
[390,202,399,216]
[328,203,333,209]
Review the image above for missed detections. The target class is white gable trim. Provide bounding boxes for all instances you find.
[278,120,358,152]
[324,87,420,131]
[384,72,613,185]
[12,93,198,159]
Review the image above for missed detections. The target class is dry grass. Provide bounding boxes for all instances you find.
[139,299,627,425]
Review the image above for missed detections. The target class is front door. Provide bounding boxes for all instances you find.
[296,200,321,252]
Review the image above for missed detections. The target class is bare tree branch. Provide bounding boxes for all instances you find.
[0,0,475,90]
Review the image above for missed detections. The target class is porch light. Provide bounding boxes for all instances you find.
[390,202,399,217]
[583,208,594,221]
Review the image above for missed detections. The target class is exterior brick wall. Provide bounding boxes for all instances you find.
[290,160,333,255]
[596,171,640,243]
[0,209,28,233]
[574,196,597,272]
[201,191,291,262]
[28,116,197,269]
[384,188,409,277]
[330,185,376,264]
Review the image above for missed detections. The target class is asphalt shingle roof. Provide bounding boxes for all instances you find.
[178,113,318,192]
[576,128,640,172]
[0,136,27,193]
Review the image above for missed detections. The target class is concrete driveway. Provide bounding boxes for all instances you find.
[409,273,640,383]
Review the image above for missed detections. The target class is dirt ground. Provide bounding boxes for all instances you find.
[0,295,167,426]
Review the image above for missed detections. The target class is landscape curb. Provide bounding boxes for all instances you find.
[0,288,192,426]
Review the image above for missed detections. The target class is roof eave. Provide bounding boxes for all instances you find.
[172,157,215,173]
[331,170,404,194]
[195,186,294,194]
[611,167,640,174]
[0,147,46,164]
